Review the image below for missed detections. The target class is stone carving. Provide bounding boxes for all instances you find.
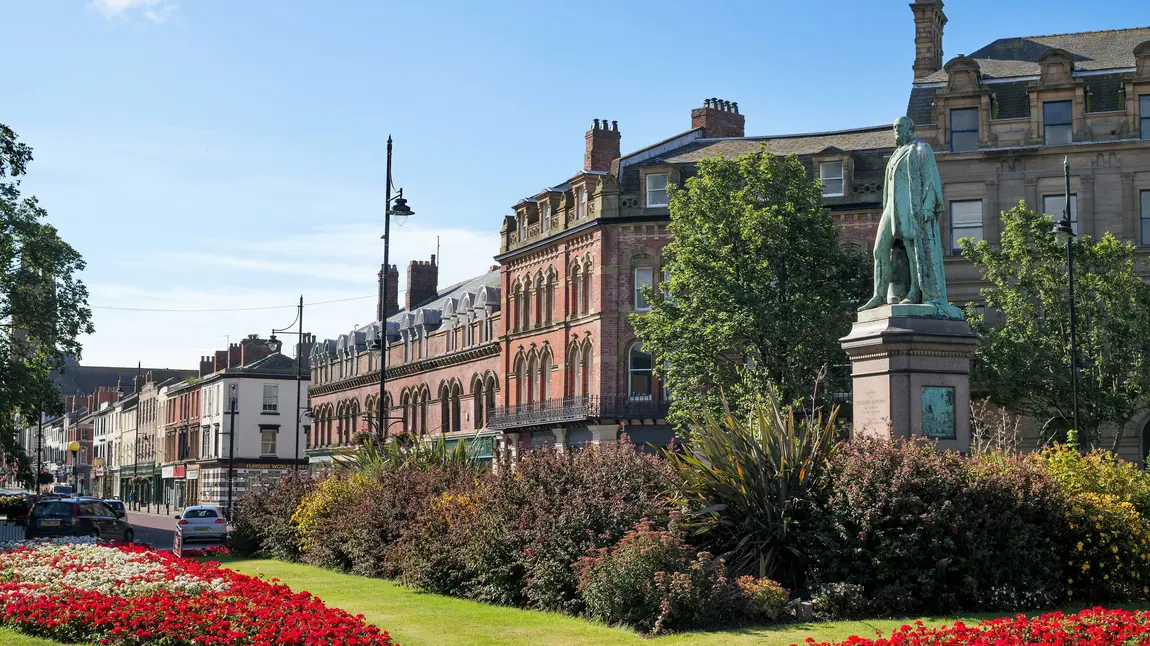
[860,117,963,319]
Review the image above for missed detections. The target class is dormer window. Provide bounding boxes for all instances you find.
[1043,101,1073,145]
[576,187,587,219]
[518,213,527,241]
[820,162,844,197]
[541,201,551,232]
[949,108,979,152]
[646,173,669,207]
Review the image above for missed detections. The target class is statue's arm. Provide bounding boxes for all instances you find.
[918,144,944,219]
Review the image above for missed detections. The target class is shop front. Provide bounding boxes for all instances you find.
[160,464,187,510]
[198,459,296,513]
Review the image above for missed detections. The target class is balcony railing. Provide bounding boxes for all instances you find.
[485,395,670,430]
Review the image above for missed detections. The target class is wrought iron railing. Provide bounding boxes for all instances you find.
[485,395,670,430]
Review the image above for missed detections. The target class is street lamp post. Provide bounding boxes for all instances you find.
[68,440,80,495]
[226,383,238,520]
[268,296,307,472]
[378,136,415,441]
[1053,156,1081,440]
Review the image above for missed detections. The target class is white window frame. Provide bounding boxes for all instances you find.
[820,161,845,197]
[1043,100,1073,146]
[645,173,669,207]
[633,266,654,311]
[628,344,654,401]
[260,429,277,456]
[1043,194,1079,236]
[541,201,551,232]
[949,107,979,152]
[262,384,278,412]
[576,186,587,219]
[949,200,984,252]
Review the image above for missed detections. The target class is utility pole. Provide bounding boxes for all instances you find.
[226,383,238,520]
[36,411,43,493]
[295,296,304,472]
[132,362,141,509]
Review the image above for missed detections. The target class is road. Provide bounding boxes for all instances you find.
[126,511,228,552]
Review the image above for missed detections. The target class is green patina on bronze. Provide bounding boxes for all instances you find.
[921,386,957,439]
[859,116,963,319]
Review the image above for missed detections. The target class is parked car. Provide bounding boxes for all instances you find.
[102,499,126,519]
[176,505,227,542]
[47,485,74,497]
[24,498,134,542]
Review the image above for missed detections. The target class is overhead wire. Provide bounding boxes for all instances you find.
[90,294,373,313]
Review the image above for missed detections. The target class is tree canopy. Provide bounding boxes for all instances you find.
[1,124,94,485]
[961,202,1150,449]
[631,150,866,430]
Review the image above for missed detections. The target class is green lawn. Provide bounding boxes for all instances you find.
[0,628,83,646]
[219,556,997,646]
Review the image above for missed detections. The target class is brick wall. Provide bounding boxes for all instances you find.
[407,256,438,311]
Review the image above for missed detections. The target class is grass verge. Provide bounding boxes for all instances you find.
[218,556,997,646]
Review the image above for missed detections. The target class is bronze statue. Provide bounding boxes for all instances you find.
[859,116,962,319]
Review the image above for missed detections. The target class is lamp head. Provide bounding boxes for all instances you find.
[68,440,80,453]
[390,193,414,225]
[1053,217,1075,245]
[267,335,283,353]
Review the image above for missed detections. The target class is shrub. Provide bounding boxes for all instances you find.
[810,582,868,620]
[1063,492,1150,602]
[575,519,732,634]
[954,454,1066,609]
[735,576,789,623]
[230,472,315,559]
[665,392,839,587]
[1039,444,1150,516]
[292,472,371,571]
[807,439,969,615]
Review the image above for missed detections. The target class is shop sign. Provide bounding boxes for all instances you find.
[161,466,174,479]
[172,465,186,478]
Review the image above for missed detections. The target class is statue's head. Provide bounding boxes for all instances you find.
[894,116,915,146]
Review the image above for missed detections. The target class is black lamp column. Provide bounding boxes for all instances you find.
[270,296,306,472]
[1053,156,1081,440]
[379,136,415,440]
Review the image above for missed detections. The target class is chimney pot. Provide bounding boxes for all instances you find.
[691,98,746,138]
[584,116,622,172]
[593,118,600,129]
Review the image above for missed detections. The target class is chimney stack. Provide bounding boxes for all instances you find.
[378,264,400,321]
[910,0,947,81]
[239,334,274,366]
[213,350,229,373]
[228,343,241,368]
[691,98,745,138]
[296,332,317,362]
[584,118,621,172]
[199,356,214,377]
[406,255,439,312]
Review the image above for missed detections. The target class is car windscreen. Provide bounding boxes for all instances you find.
[183,509,218,519]
[52,487,73,495]
[31,502,74,518]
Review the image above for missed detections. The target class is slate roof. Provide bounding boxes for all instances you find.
[53,366,197,397]
[918,27,1150,83]
[660,126,897,164]
[382,269,501,328]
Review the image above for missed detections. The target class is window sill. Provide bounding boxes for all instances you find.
[821,193,845,198]
[260,411,280,415]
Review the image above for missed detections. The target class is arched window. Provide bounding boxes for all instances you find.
[546,270,557,325]
[419,388,429,436]
[629,343,654,400]
[534,275,544,327]
[485,376,497,418]
[521,281,531,330]
[527,355,539,405]
[451,383,462,433]
[581,342,593,398]
[348,400,360,442]
[539,351,552,402]
[512,284,522,332]
[401,391,411,433]
[571,265,582,317]
[567,345,580,398]
[440,382,451,434]
[516,357,526,408]
[472,376,485,429]
[581,261,592,314]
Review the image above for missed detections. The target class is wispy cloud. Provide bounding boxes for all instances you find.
[90,0,178,23]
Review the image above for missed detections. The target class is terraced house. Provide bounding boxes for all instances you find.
[308,4,1150,462]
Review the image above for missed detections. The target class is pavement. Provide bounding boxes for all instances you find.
[127,511,228,552]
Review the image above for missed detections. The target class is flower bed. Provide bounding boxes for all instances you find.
[0,538,397,646]
[801,608,1150,645]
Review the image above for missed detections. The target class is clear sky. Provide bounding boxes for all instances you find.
[1,0,1144,369]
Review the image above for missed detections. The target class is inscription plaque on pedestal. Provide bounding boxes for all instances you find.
[921,386,956,440]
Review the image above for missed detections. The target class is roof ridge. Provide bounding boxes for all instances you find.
[1010,25,1150,41]
[701,124,890,142]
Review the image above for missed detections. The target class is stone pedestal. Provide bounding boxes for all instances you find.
[840,304,978,452]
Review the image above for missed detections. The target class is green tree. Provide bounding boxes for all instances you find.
[960,202,1150,449]
[631,151,866,429]
[1,124,94,486]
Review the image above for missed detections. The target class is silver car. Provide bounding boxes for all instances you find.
[176,505,227,542]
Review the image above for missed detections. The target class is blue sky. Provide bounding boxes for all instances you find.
[1,0,1143,368]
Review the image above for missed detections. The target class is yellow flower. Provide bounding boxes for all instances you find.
[1104,574,1110,580]
[1078,542,1085,551]
[1082,563,1091,572]
[1113,546,1120,554]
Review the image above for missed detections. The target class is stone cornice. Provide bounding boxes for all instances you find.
[308,342,500,397]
